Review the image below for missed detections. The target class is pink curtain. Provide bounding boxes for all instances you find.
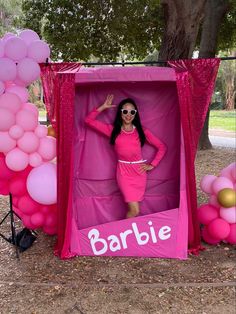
[168,58,220,253]
[40,63,81,258]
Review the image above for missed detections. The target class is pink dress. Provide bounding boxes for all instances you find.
[85,108,166,202]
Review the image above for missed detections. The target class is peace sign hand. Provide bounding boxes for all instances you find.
[98,94,116,112]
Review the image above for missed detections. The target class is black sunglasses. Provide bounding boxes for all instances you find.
[121,109,137,115]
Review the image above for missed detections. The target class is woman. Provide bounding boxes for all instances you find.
[85,94,166,218]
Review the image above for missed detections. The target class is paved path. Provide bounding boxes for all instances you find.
[209,129,235,148]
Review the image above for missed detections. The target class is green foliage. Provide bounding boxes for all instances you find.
[0,0,24,36]
[22,0,163,61]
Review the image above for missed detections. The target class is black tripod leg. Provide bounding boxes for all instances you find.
[9,194,19,259]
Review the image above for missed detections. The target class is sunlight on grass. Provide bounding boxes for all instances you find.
[209,110,236,132]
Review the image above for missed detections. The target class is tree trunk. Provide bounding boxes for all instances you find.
[198,0,230,150]
[158,0,206,61]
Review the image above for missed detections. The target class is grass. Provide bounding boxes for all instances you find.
[39,109,236,132]
[209,110,236,132]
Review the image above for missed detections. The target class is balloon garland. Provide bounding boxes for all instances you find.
[0,30,57,235]
[199,162,236,245]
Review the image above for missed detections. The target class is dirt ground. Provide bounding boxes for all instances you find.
[0,147,235,314]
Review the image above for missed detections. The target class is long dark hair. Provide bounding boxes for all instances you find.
[110,98,146,146]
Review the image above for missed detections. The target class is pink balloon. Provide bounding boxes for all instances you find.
[209,195,221,208]
[200,175,217,194]
[45,211,57,228]
[201,226,220,245]
[225,224,236,244]
[0,153,15,180]
[212,177,234,195]
[0,108,15,131]
[207,218,230,240]
[17,58,40,85]
[28,40,50,63]
[4,81,15,88]
[9,175,27,196]
[38,136,56,161]
[26,162,57,205]
[29,152,42,167]
[0,58,17,81]
[9,124,24,139]
[30,212,45,228]
[4,37,27,61]
[220,207,236,224]
[12,196,19,207]
[22,214,37,229]
[18,194,40,215]
[22,102,39,117]
[0,81,5,95]
[16,109,38,131]
[19,30,40,46]
[2,33,15,42]
[231,165,236,181]
[0,92,22,113]
[17,131,40,153]
[13,77,28,87]
[42,226,57,235]
[6,85,29,103]
[197,204,219,225]
[0,179,9,195]
[34,124,47,138]
[0,131,16,153]
[0,40,4,57]
[5,148,28,171]
[220,163,236,181]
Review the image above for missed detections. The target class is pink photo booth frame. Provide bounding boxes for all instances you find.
[40,59,220,259]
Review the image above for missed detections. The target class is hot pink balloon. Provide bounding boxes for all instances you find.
[220,206,236,224]
[0,179,10,195]
[22,102,39,117]
[38,136,56,161]
[9,125,24,139]
[30,212,45,228]
[26,162,57,205]
[0,131,16,153]
[45,211,57,228]
[43,226,57,235]
[0,58,17,81]
[225,223,236,244]
[12,196,19,207]
[207,218,230,240]
[4,37,27,61]
[19,29,40,46]
[34,124,47,138]
[5,148,28,171]
[212,177,234,195]
[0,108,15,131]
[0,92,22,113]
[0,81,5,95]
[17,58,40,85]
[16,109,38,131]
[201,226,220,245]
[22,214,37,230]
[0,40,4,57]
[17,131,40,153]
[0,153,15,180]
[29,152,42,167]
[18,194,40,215]
[200,175,216,194]
[28,40,50,63]
[9,176,27,196]
[6,85,29,103]
[197,204,219,225]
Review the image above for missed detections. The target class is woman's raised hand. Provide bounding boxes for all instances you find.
[98,94,115,112]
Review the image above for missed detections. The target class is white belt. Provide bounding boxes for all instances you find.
[118,159,147,164]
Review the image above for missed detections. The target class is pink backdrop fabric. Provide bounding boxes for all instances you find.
[40,59,220,259]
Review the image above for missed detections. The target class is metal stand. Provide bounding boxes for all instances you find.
[0,194,19,259]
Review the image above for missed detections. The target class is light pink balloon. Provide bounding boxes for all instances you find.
[212,176,234,195]
[16,109,38,131]
[220,207,236,224]
[209,195,221,208]
[19,30,40,46]
[4,37,27,61]
[6,86,29,103]
[2,33,15,42]
[0,108,15,131]
[13,77,28,87]
[28,40,50,63]
[9,124,24,139]
[200,175,217,194]
[29,152,43,167]
[38,136,56,161]
[5,148,29,171]
[4,81,15,88]
[0,81,5,95]
[231,164,236,181]
[225,224,236,244]
[26,162,57,205]
[17,131,40,153]
[17,58,40,85]
[22,102,39,117]
[0,40,4,57]
[220,163,236,181]
[0,92,22,113]
[0,58,17,81]
[0,131,16,153]
[34,124,47,138]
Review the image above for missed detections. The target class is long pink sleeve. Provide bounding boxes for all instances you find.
[144,128,167,167]
[85,108,113,137]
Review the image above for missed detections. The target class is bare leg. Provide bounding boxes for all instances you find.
[126,202,140,218]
